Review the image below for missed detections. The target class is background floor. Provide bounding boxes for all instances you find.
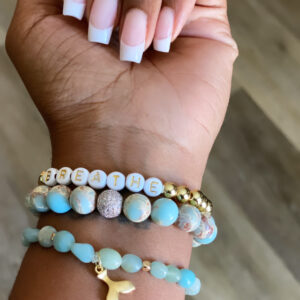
[0,0,299,299]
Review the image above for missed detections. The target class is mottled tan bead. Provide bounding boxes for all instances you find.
[142,261,151,272]
[176,186,191,203]
[164,182,177,198]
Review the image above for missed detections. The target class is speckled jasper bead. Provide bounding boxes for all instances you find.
[151,198,179,227]
[176,204,201,232]
[46,185,71,214]
[97,190,123,218]
[123,194,151,223]
[193,216,217,245]
[38,226,56,248]
[26,185,50,213]
[70,186,96,215]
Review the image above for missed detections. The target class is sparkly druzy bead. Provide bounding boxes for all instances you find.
[163,182,177,198]
[56,167,72,185]
[165,265,181,283]
[123,194,151,223]
[150,261,168,279]
[185,277,201,295]
[126,173,145,192]
[178,269,196,289]
[176,186,191,203]
[53,231,75,253]
[107,171,126,191]
[144,177,163,197]
[71,168,89,186]
[99,248,122,270]
[38,226,56,248]
[88,170,107,189]
[46,185,71,214]
[121,254,143,273]
[176,204,201,232]
[70,186,96,215]
[71,243,95,263]
[23,228,39,244]
[193,216,217,245]
[151,198,179,227]
[27,185,50,213]
[97,190,123,218]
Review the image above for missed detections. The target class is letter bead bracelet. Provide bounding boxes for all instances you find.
[23,226,201,299]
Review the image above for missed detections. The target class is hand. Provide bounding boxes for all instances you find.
[6,0,238,188]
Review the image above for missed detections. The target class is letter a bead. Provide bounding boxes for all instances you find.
[88,170,107,189]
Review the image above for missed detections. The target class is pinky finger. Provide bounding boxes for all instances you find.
[63,0,87,20]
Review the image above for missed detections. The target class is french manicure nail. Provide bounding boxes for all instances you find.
[153,7,174,53]
[88,0,118,45]
[120,9,147,64]
[63,0,86,21]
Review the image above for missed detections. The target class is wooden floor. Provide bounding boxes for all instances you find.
[0,0,299,299]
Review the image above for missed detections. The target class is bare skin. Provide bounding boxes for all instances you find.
[6,0,237,299]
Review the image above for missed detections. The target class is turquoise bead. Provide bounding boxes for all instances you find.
[71,243,95,263]
[123,194,151,223]
[176,204,201,232]
[165,265,181,283]
[100,248,122,270]
[38,226,56,248]
[70,186,96,215]
[199,225,218,244]
[151,198,179,227]
[121,254,142,273]
[150,261,168,279]
[53,231,75,253]
[23,228,39,244]
[178,269,196,289]
[46,185,71,214]
[26,186,50,213]
[185,278,201,295]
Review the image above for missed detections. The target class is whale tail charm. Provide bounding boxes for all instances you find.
[95,266,135,300]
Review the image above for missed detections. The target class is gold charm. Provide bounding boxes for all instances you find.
[95,264,135,300]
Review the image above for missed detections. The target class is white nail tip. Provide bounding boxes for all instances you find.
[120,42,145,64]
[88,24,113,45]
[153,36,171,53]
[63,0,85,21]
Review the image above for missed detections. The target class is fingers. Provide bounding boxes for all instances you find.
[63,0,87,20]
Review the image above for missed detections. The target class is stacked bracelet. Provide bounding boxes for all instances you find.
[23,226,201,298]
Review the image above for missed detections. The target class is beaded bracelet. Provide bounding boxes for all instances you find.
[39,167,213,215]
[26,185,218,247]
[23,226,201,298]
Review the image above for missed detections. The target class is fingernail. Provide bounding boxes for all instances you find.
[88,0,118,45]
[153,7,174,53]
[63,0,86,20]
[120,9,147,64]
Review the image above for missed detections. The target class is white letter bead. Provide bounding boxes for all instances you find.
[56,167,73,185]
[144,177,163,197]
[107,171,125,191]
[71,168,89,186]
[43,168,58,186]
[126,173,145,192]
[88,170,107,189]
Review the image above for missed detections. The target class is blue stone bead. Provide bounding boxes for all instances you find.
[121,254,143,273]
[100,248,122,270]
[71,243,95,263]
[23,228,39,244]
[185,277,201,295]
[165,265,181,283]
[150,261,168,279]
[178,269,196,289]
[199,225,218,244]
[53,231,75,253]
[151,198,179,227]
[176,204,201,232]
[26,186,50,213]
[38,226,56,248]
[123,194,151,223]
[46,185,71,214]
[70,186,96,215]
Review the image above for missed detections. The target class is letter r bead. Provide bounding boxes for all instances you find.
[126,173,145,192]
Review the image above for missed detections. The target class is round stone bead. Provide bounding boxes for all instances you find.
[150,261,168,279]
[151,198,179,227]
[176,204,201,232]
[56,167,73,185]
[53,231,75,253]
[192,239,202,248]
[165,265,181,283]
[193,216,217,245]
[71,243,95,263]
[23,228,39,244]
[38,226,56,248]
[27,185,50,213]
[42,168,57,186]
[121,254,143,273]
[71,167,89,186]
[164,182,177,198]
[144,177,163,197]
[99,248,122,270]
[176,186,191,203]
[178,269,196,289]
[123,194,151,223]
[126,173,145,192]
[107,171,126,191]
[70,186,96,215]
[46,185,71,214]
[88,170,107,189]
[97,190,123,218]
[185,277,201,296]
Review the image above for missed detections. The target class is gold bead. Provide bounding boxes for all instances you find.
[198,193,208,212]
[205,199,213,213]
[50,232,56,241]
[142,261,151,272]
[38,171,47,185]
[164,182,177,198]
[190,190,204,207]
[176,186,191,203]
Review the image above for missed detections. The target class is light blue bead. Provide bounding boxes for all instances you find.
[177,204,201,232]
[53,231,75,253]
[165,265,181,283]
[38,226,56,248]
[46,185,71,214]
[185,277,201,295]
[26,186,50,213]
[123,194,151,223]
[151,198,179,227]
[23,228,39,244]
[71,243,95,263]
[100,248,122,270]
[150,261,168,279]
[194,224,218,245]
[121,254,143,273]
[70,186,96,215]
[178,269,196,289]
